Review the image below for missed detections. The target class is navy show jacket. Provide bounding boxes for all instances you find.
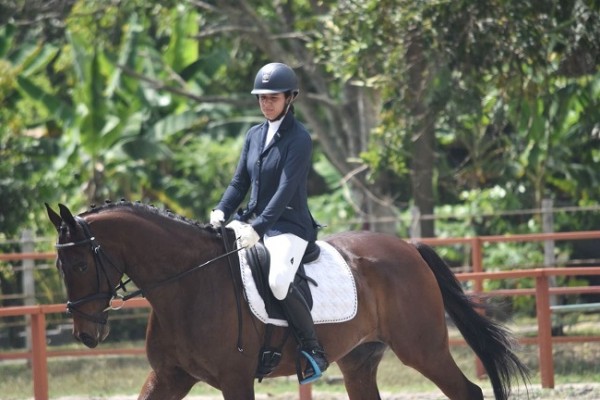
[217,112,317,242]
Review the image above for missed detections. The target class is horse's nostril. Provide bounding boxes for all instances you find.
[78,333,98,348]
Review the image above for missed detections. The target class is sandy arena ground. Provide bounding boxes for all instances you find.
[47,383,600,400]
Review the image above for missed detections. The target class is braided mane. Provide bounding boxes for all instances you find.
[80,200,210,230]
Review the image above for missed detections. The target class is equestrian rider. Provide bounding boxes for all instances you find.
[210,62,329,383]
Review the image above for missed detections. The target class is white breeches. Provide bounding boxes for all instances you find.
[264,233,308,300]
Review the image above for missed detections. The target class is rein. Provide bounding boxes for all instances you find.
[56,217,244,324]
[221,224,245,352]
[121,245,244,301]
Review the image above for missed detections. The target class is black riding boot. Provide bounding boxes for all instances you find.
[280,284,329,382]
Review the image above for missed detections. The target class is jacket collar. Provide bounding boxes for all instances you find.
[261,112,294,153]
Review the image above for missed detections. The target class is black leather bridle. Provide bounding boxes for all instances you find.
[55,216,124,325]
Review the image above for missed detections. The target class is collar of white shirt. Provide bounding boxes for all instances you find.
[265,118,283,147]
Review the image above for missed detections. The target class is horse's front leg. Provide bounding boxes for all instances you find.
[138,368,196,400]
[219,378,256,400]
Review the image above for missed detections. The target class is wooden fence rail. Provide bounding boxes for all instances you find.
[2,231,600,399]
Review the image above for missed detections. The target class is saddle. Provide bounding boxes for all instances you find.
[245,241,320,381]
[245,241,320,320]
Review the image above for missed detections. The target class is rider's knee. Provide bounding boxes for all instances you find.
[269,276,290,300]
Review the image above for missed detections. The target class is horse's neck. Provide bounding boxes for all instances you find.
[95,212,224,288]
[92,214,242,330]
[125,225,234,317]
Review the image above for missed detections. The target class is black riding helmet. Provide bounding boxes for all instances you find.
[251,63,299,97]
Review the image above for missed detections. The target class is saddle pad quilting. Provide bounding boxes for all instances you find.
[228,221,358,327]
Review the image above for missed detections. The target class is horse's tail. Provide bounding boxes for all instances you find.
[414,242,529,400]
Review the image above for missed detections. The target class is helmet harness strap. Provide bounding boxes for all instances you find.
[268,92,297,122]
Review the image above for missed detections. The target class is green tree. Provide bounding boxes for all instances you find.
[2,0,599,240]
[0,22,65,237]
[320,0,600,236]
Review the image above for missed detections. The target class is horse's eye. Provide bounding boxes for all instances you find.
[72,261,88,273]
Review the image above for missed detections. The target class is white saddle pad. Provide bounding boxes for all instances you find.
[227,221,358,327]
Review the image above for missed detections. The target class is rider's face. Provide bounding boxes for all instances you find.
[258,93,286,120]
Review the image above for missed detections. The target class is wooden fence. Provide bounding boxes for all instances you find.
[1,231,600,399]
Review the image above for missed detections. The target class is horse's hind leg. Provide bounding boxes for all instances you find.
[414,349,483,400]
[337,342,387,400]
[383,293,483,398]
[390,339,483,400]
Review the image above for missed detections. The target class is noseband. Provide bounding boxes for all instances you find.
[55,217,125,325]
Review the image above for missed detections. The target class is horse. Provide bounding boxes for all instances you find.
[45,201,528,400]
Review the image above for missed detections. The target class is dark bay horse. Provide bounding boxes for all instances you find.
[45,201,528,400]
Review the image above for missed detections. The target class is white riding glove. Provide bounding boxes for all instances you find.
[238,224,260,249]
[209,209,225,229]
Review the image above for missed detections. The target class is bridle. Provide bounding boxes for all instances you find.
[55,216,245,326]
[55,216,125,325]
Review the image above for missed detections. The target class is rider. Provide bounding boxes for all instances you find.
[209,62,329,383]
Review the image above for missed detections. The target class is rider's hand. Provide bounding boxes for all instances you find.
[238,224,260,249]
[209,209,225,229]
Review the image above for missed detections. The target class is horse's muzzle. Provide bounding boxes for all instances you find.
[76,332,99,348]
[74,323,110,348]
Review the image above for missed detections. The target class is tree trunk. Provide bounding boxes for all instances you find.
[405,27,436,238]
[299,71,398,234]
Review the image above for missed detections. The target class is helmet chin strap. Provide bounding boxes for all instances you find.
[269,96,294,122]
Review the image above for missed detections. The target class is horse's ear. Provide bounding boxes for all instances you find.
[45,203,63,231]
[58,203,78,229]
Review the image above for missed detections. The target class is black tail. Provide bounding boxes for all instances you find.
[414,242,529,400]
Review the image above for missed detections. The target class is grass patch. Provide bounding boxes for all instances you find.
[1,317,600,399]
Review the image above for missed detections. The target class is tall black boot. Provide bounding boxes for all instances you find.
[280,284,329,382]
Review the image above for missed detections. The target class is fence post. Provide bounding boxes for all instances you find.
[299,382,312,400]
[410,206,421,239]
[31,310,49,400]
[535,273,555,388]
[470,237,486,378]
[21,229,35,351]
[542,199,560,332]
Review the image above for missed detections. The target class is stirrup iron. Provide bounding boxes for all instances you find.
[297,350,323,384]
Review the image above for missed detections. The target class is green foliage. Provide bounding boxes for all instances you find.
[309,152,358,235]
[315,0,600,223]
[0,132,60,236]
[482,241,545,316]
[160,129,246,219]
[0,0,256,320]
[360,108,410,190]
[1,0,599,320]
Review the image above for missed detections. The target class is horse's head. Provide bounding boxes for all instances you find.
[45,203,122,348]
